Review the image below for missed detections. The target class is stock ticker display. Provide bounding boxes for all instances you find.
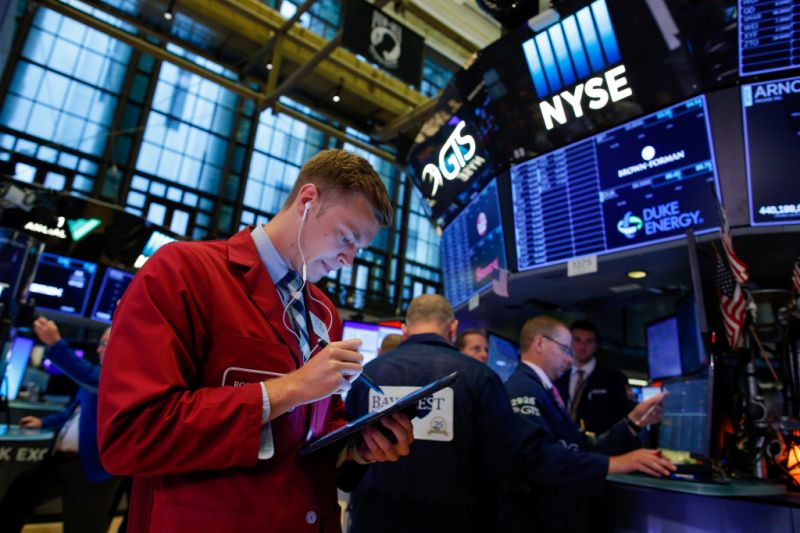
[511,96,721,271]
[441,180,507,307]
[739,0,799,77]
[742,75,800,225]
[29,252,98,316]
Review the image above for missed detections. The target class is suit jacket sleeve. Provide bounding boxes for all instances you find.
[97,244,264,476]
[45,340,100,392]
[585,418,640,455]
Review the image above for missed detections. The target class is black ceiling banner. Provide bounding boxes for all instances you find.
[342,0,424,87]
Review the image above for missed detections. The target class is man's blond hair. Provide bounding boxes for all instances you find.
[405,294,454,328]
[519,316,566,352]
[282,149,393,227]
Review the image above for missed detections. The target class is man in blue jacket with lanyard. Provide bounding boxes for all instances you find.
[505,315,672,532]
[0,318,121,533]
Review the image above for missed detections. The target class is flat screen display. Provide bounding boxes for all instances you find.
[342,321,403,367]
[738,0,799,77]
[659,371,712,457]
[676,293,707,375]
[512,96,720,271]
[134,230,176,268]
[1,336,34,401]
[29,252,97,316]
[742,75,800,225]
[90,267,135,323]
[646,315,682,380]
[0,235,27,306]
[487,333,519,382]
[440,180,508,308]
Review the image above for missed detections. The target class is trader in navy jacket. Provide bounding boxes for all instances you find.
[504,315,673,533]
[0,318,121,533]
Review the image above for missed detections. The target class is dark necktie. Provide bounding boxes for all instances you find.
[277,271,311,361]
[570,369,586,420]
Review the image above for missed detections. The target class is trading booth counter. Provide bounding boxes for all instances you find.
[605,475,797,532]
[0,425,54,500]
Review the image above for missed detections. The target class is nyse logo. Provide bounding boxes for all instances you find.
[421,121,485,196]
[522,0,633,130]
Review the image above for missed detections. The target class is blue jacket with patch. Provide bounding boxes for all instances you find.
[504,362,639,533]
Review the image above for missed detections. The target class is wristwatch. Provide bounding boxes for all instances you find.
[625,415,643,434]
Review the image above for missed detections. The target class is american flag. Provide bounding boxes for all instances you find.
[715,250,747,349]
[717,204,749,285]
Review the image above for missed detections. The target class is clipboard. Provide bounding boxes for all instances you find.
[299,371,459,456]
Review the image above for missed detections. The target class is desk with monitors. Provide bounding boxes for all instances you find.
[511,96,721,271]
[440,180,508,307]
[28,253,97,316]
[738,0,799,77]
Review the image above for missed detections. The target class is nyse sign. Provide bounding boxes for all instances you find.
[539,65,633,130]
[421,121,485,197]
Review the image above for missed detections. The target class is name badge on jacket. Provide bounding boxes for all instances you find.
[368,386,454,442]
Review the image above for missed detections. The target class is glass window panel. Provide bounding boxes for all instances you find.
[0,95,33,131]
[58,152,79,169]
[151,181,167,196]
[43,172,66,189]
[166,186,182,202]
[73,174,93,192]
[147,202,167,225]
[178,158,200,188]
[22,30,55,64]
[126,190,146,208]
[14,163,36,183]
[183,192,198,207]
[37,146,58,163]
[58,17,87,46]
[170,210,189,235]
[131,176,149,191]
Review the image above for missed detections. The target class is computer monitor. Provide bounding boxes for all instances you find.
[646,315,682,380]
[341,320,403,367]
[29,252,97,316]
[676,293,708,376]
[134,230,176,269]
[487,333,519,382]
[1,335,34,401]
[90,267,135,323]
[658,366,713,459]
[0,233,28,307]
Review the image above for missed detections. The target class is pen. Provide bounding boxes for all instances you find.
[637,391,668,426]
[317,339,385,395]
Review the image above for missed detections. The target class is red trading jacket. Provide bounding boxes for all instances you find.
[97,228,346,533]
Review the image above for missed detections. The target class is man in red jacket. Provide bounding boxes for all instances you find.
[97,150,413,532]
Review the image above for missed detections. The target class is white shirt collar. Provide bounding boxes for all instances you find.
[522,360,555,390]
[251,224,290,285]
[573,357,597,377]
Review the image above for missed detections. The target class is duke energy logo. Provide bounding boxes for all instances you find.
[617,201,704,240]
[616,211,643,239]
[522,0,633,130]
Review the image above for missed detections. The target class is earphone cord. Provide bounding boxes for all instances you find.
[281,203,334,355]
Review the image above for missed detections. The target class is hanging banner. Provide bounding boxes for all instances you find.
[342,0,424,87]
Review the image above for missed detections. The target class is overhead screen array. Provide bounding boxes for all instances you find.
[440,181,507,307]
[738,0,799,77]
[512,96,721,271]
[742,75,800,225]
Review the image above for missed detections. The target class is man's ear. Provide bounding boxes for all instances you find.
[296,183,319,215]
[402,323,409,339]
[449,320,459,342]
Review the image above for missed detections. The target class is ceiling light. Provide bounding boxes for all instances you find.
[266,62,273,71]
[332,78,343,103]
[163,9,173,20]
[626,270,648,279]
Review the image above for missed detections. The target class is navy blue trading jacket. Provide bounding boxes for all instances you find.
[503,362,639,533]
[343,333,609,533]
[40,340,111,483]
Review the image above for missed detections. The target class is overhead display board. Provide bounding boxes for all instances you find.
[739,0,799,77]
[30,252,98,316]
[441,180,507,307]
[406,0,738,215]
[512,96,721,271]
[742,75,800,225]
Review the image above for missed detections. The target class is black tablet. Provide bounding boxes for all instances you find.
[299,371,459,456]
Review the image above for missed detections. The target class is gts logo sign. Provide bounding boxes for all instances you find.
[540,65,632,130]
[422,121,485,196]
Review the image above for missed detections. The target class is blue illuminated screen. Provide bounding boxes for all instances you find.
[738,0,799,77]
[511,96,720,271]
[90,267,134,323]
[742,75,800,226]
[342,321,403,367]
[441,180,508,307]
[659,371,712,457]
[646,316,682,381]
[30,253,97,316]
[1,336,34,401]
